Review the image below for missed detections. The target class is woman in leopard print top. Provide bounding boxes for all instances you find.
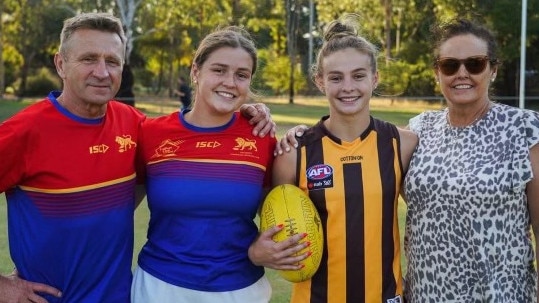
[403,18,539,302]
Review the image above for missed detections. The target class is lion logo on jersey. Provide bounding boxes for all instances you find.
[233,137,257,151]
[116,135,136,152]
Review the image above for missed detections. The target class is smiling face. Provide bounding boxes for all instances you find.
[191,46,253,118]
[54,28,124,117]
[436,34,496,107]
[316,48,378,118]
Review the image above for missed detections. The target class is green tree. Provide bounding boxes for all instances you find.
[258,48,306,95]
[3,0,72,96]
[136,0,205,95]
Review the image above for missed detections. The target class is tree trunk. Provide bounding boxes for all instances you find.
[383,0,392,61]
[289,59,295,104]
[116,0,142,64]
[231,0,240,25]
[286,0,298,104]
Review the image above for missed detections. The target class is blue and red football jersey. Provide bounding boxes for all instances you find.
[136,111,276,292]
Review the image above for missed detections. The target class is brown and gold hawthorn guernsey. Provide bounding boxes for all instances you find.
[292,116,404,303]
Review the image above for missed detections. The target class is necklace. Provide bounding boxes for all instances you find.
[446,101,491,144]
[446,101,491,128]
[445,101,492,173]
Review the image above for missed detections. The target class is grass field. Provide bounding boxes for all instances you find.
[0,96,438,302]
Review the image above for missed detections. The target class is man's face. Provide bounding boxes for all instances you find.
[55,28,124,113]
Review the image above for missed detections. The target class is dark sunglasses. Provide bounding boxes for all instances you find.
[435,56,495,76]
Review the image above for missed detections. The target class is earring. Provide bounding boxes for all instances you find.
[491,78,495,82]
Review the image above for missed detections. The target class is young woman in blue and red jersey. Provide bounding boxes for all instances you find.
[132,26,309,303]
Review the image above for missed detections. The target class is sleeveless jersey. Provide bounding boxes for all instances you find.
[0,91,145,303]
[292,116,404,303]
[136,111,276,292]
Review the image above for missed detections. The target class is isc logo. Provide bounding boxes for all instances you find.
[89,144,109,154]
[306,164,333,180]
[196,141,221,148]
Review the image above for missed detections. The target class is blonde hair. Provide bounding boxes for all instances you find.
[312,14,378,79]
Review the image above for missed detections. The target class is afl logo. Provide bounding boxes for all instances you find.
[307,164,333,180]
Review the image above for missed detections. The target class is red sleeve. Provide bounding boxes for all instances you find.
[0,120,29,193]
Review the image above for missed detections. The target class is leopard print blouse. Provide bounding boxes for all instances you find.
[403,102,539,302]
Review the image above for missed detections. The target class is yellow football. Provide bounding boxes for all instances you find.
[260,184,324,282]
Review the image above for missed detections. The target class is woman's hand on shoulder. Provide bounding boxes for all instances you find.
[274,124,309,156]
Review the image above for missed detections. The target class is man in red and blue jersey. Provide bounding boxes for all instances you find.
[0,12,142,303]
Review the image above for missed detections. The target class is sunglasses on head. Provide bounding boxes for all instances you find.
[435,56,494,76]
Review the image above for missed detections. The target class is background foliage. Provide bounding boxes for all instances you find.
[0,0,537,105]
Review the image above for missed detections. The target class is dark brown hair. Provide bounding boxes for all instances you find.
[431,18,500,66]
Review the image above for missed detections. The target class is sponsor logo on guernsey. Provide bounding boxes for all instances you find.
[233,137,257,151]
[89,144,109,154]
[196,141,221,148]
[340,155,363,162]
[116,135,136,152]
[386,295,402,303]
[306,164,333,190]
[152,139,184,158]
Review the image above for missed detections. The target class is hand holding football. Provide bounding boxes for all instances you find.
[260,184,324,282]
